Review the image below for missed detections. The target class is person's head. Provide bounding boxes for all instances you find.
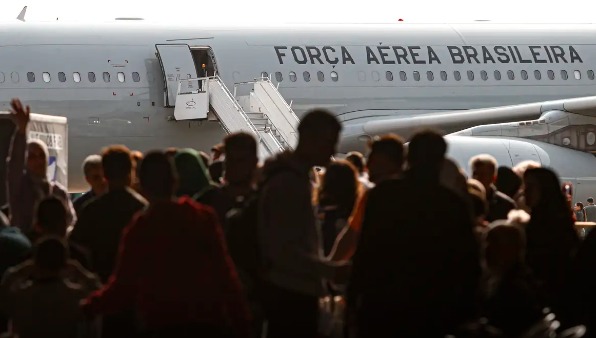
[296,109,342,167]
[523,167,567,211]
[345,151,366,175]
[27,139,49,179]
[82,154,106,195]
[469,188,488,227]
[469,154,498,192]
[576,202,585,211]
[173,148,211,197]
[318,160,359,215]
[35,196,68,237]
[223,132,258,186]
[101,145,133,188]
[589,197,595,205]
[484,222,526,274]
[440,158,468,198]
[139,151,178,200]
[468,178,487,199]
[211,143,224,162]
[513,160,541,178]
[406,129,447,176]
[367,134,404,184]
[496,166,522,199]
[33,236,69,276]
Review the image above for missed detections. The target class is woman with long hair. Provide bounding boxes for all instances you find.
[523,168,580,322]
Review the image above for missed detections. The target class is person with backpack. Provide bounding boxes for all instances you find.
[6,98,75,238]
[256,109,351,338]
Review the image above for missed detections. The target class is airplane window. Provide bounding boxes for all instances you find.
[42,72,51,83]
[0,72,4,83]
[73,72,81,83]
[289,71,297,82]
[561,70,568,80]
[548,70,555,80]
[413,71,420,81]
[440,71,447,81]
[427,71,434,81]
[303,71,311,82]
[132,72,141,82]
[261,72,268,79]
[399,71,407,81]
[88,72,96,83]
[117,72,125,82]
[371,71,380,82]
[103,72,111,83]
[58,72,66,82]
[275,72,283,82]
[467,71,474,81]
[521,70,528,80]
[574,70,581,80]
[317,71,324,82]
[330,71,338,82]
[534,70,542,80]
[494,70,501,80]
[481,70,488,81]
[11,72,19,83]
[507,70,515,80]
[386,71,394,81]
[454,71,461,81]
[27,72,35,82]
[588,70,595,80]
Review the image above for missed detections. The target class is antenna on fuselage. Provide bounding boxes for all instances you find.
[17,6,27,22]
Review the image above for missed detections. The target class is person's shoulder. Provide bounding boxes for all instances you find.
[2,259,34,284]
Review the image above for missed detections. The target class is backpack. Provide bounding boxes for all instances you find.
[224,166,300,298]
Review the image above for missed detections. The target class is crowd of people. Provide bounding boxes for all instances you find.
[0,97,596,338]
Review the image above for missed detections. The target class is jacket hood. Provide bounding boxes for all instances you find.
[174,148,213,198]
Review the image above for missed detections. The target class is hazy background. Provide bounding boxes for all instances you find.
[1,0,595,24]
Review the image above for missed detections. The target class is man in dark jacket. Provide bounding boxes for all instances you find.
[69,144,147,338]
[348,130,481,338]
[470,154,516,222]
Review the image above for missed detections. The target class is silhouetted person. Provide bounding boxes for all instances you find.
[174,148,214,198]
[1,237,101,338]
[348,130,480,338]
[28,197,92,270]
[523,168,579,325]
[586,197,596,222]
[575,202,587,222]
[81,151,251,338]
[481,221,544,337]
[73,155,107,217]
[496,166,522,200]
[470,154,516,222]
[0,210,30,333]
[259,109,349,338]
[328,134,405,261]
[6,98,75,236]
[366,134,404,185]
[70,145,147,338]
[317,160,359,256]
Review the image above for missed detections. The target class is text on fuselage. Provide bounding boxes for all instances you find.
[273,45,583,65]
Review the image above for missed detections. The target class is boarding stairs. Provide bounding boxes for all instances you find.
[174,76,299,161]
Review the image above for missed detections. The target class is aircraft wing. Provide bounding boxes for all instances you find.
[340,95,596,152]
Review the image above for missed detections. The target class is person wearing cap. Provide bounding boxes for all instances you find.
[586,197,596,222]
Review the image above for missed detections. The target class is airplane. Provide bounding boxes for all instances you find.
[0,19,594,201]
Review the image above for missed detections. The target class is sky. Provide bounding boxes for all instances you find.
[1,0,596,24]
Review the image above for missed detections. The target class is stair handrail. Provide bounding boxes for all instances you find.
[200,76,285,154]
[258,77,300,123]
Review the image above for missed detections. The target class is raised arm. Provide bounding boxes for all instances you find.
[6,99,30,221]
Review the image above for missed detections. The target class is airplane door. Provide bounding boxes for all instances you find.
[155,44,199,107]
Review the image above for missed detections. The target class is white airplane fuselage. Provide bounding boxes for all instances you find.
[1,22,596,191]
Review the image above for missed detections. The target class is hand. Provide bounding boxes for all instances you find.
[10,98,30,133]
